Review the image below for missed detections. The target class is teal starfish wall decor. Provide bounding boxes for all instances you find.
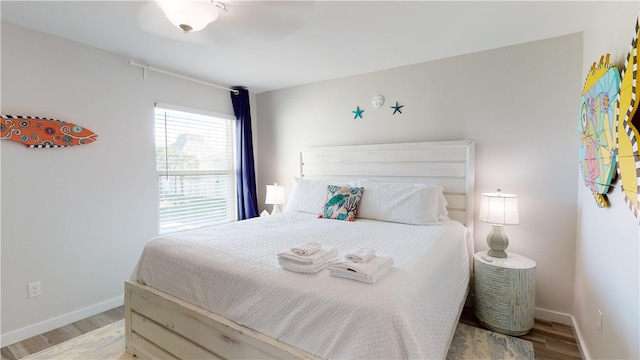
[352,106,364,119]
[391,101,404,115]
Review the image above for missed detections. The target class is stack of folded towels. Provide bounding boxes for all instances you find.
[278,242,338,273]
[328,247,394,284]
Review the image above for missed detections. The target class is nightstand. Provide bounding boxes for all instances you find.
[473,251,536,335]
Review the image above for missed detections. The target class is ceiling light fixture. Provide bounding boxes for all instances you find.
[156,0,226,33]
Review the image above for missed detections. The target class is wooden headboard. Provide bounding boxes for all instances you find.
[299,140,475,233]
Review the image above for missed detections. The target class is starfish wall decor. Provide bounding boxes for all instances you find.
[391,101,404,115]
[352,106,364,119]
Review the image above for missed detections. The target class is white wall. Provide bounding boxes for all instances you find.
[256,34,582,318]
[0,23,245,345]
[575,2,640,359]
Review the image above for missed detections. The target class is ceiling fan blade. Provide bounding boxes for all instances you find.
[207,1,317,42]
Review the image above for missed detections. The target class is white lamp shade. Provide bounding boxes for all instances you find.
[156,0,219,32]
[479,191,519,225]
[265,184,286,205]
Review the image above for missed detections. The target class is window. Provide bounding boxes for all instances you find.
[155,104,237,234]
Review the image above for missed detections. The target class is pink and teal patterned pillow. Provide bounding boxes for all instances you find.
[319,185,364,221]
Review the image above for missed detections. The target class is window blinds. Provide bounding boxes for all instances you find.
[155,105,237,234]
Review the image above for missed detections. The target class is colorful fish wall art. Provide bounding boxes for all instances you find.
[578,54,620,208]
[578,11,640,222]
[616,15,640,221]
[1,115,97,148]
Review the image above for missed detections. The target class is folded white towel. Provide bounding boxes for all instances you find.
[329,267,391,284]
[328,255,394,283]
[278,258,328,274]
[291,242,322,256]
[278,246,338,265]
[345,247,376,263]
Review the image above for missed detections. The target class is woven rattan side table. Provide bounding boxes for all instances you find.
[473,251,536,335]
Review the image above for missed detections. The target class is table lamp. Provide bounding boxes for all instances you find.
[265,183,285,214]
[478,189,519,258]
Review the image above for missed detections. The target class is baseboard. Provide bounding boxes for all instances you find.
[534,307,573,325]
[534,307,590,359]
[1,295,124,347]
[570,314,591,360]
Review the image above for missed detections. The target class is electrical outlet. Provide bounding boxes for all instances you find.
[27,281,41,298]
[597,309,603,333]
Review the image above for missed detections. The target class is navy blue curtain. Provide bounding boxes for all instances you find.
[231,87,259,220]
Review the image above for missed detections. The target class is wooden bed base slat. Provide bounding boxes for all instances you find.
[131,313,212,360]
[129,331,182,360]
[125,281,321,360]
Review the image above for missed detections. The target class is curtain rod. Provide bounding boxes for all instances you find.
[129,60,239,95]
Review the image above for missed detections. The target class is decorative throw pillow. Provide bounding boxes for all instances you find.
[318,185,364,221]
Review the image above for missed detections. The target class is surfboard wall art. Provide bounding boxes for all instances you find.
[1,115,97,148]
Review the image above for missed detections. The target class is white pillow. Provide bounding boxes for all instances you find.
[436,190,449,221]
[351,179,447,225]
[283,177,329,214]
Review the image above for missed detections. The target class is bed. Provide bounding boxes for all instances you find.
[125,140,475,360]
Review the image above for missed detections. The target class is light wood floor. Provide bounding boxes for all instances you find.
[1,307,124,360]
[2,306,581,360]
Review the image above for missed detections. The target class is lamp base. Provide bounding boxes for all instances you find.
[271,204,281,214]
[487,249,507,258]
[487,224,509,258]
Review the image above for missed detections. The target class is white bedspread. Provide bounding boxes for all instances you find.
[132,212,470,359]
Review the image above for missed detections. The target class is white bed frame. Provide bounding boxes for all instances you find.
[125,140,475,360]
